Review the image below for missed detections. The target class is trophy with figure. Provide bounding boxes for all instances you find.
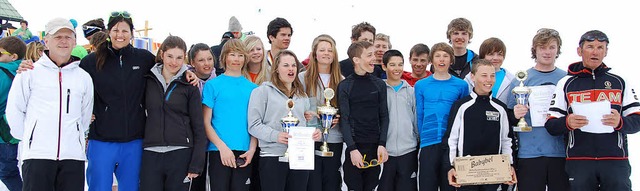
[512,70,533,132]
[316,88,338,157]
[280,99,299,162]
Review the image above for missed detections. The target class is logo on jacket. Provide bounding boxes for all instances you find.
[486,111,500,121]
[604,81,612,89]
[633,89,638,100]
[132,66,140,70]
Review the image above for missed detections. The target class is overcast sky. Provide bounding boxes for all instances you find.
[6,0,640,187]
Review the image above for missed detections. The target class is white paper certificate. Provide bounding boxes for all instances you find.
[528,85,556,126]
[571,100,614,134]
[288,127,316,170]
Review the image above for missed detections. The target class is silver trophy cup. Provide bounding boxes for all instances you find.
[512,70,532,132]
[315,88,338,157]
[280,99,299,162]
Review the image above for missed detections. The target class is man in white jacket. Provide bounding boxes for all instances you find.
[6,18,93,191]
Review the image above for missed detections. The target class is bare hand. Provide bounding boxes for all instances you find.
[277,132,291,144]
[187,173,199,179]
[350,149,364,168]
[448,168,461,187]
[238,149,255,168]
[304,111,318,121]
[377,146,389,163]
[312,129,322,141]
[602,109,621,128]
[567,114,588,130]
[513,104,528,119]
[17,60,34,74]
[220,147,237,168]
[185,70,199,86]
[504,166,517,185]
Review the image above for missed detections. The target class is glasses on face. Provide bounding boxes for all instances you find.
[110,11,131,18]
[360,154,380,169]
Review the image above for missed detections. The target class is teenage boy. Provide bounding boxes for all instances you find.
[545,30,640,191]
[445,18,477,79]
[378,49,418,191]
[339,22,383,78]
[338,41,389,191]
[0,36,26,191]
[508,28,568,191]
[6,18,94,191]
[372,33,391,79]
[266,17,292,66]
[445,59,524,191]
[415,42,468,191]
[402,43,432,86]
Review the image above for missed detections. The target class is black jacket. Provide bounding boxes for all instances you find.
[80,44,155,142]
[143,69,206,174]
[546,62,640,160]
[337,73,389,152]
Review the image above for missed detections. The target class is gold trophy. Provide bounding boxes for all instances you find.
[512,70,532,132]
[315,88,338,157]
[280,99,299,162]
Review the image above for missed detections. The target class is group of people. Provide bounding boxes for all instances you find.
[0,10,638,191]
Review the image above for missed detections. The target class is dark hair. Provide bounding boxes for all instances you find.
[266,17,293,44]
[350,22,376,41]
[95,12,135,70]
[156,36,187,64]
[347,41,373,62]
[382,49,403,67]
[89,31,107,52]
[188,43,214,64]
[447,17,473,43]
[479,37,506,59]
[82,18,106,38]
[579,30,608,47]
[409,43,430,59]
[0,36,27,60]
[20,20,28,26]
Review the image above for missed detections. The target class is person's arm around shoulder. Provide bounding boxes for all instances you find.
[376,78,389,163]
[6,70,32,139]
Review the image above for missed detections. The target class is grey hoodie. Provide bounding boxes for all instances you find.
[248,81,310,156]
[299,71,343,143]
[385,80,418,156]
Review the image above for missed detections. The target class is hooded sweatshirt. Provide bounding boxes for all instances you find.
[247,81,310,157]
[7,52,94,161]
[385,80,418,156]
[299,71,343,143]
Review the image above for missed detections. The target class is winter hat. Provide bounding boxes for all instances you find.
[228,16,242,32]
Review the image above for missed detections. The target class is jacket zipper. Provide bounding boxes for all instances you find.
[57,69,63,160]
[67,89,71,113]
[120,55,129,138]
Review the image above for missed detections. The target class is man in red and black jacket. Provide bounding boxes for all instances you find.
[545,30,640,191]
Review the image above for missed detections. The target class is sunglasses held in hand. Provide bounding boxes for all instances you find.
[359,154,380,169]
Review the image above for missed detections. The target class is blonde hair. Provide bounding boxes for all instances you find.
[25,41,45,62]
[375,33,392,48]
[242,35,269,85]
[220,39,248,71]
[304,34,341,106]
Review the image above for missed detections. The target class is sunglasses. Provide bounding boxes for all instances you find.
[110,11,131,18]
[359,154,380,169]
[537,28,559,36]
[582,34,609,43]
[83,25,101,31]
[1,51,12,56]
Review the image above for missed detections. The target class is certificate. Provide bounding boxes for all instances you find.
[571,100,613,134]
[528,85,556,126]
[288,127,315,170]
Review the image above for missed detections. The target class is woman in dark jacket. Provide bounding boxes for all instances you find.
[140,35,206,190]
